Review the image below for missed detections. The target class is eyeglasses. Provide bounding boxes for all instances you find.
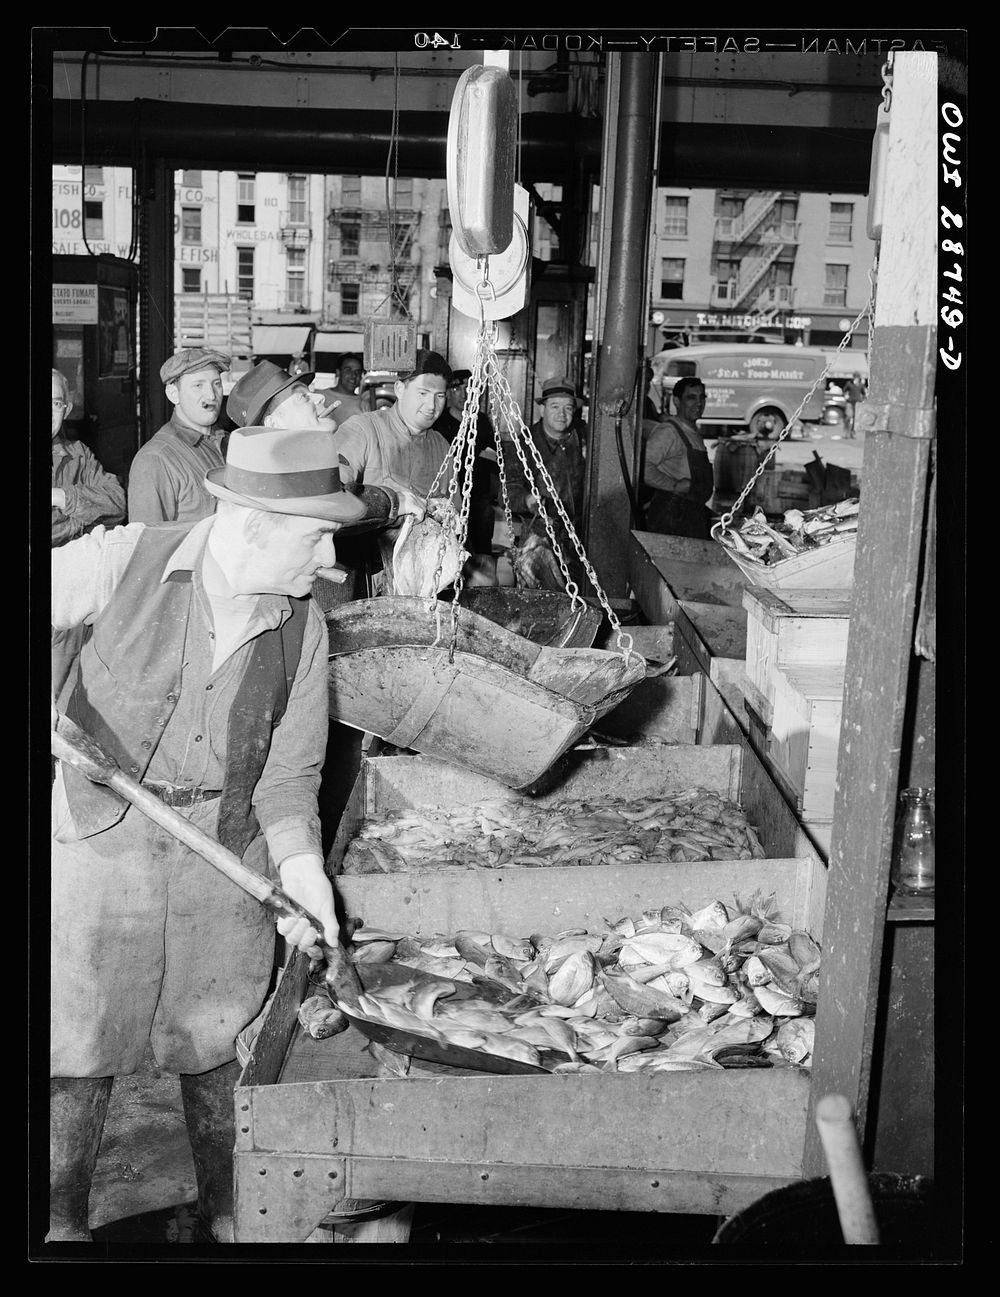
[52,400,68,411]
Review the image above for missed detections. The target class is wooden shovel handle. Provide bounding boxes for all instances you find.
[51,712,363,1005]
[814,1093,881,1245]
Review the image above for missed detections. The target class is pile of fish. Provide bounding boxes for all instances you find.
[341,788,768,874]
[302,892,820,1074]
[720,499,859,567]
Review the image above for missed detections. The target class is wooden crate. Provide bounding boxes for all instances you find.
[752,468,812,516]
[628,531,749,672]
[235,747,826,1242]
[765,664,845,821]
[743,586,852,713]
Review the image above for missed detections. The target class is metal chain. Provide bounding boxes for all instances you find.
[710,287,876,543]
[484,344,635,663]
[880,50,895,114]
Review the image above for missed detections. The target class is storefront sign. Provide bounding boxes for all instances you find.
[695,311,813,331]
[53,283,98,324]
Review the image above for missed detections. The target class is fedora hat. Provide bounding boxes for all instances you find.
[204,427,367,523]
[226,360,316,428]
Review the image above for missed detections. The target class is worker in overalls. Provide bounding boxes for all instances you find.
[640,376,714,540]
[49,428,372,1244]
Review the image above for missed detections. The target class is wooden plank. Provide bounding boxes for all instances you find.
[350,745,743,815]
[596,673,699,743]
[803,51,938,1178]
[245,1069,811,1179]
[343,1159,799,1219]
[678,601,748,659]
[709,657,747,723]
[337,857,815,939]
[699,669,747,747]
[236,955,309,1091]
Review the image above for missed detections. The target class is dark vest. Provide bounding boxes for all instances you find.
[63,522,309,859]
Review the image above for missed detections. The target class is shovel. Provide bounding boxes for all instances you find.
[50,710,364,1008]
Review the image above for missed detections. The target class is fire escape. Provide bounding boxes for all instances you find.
[326,207,420,317]
[712,192,800,318]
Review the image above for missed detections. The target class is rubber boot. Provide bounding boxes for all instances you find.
[48,1076,114,1242]
[179,1059,241,1243]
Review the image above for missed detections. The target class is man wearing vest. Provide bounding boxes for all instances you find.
[49,426,370,1243]
[640,375,715,540]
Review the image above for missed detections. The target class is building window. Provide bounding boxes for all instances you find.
[288,175,308,225]
[84,201,103,240]
[182,268,202,293]
[828,202,854,244]
[181,206,202,244]
[182,170,202,187]
[340,217,360,257]
[237,173,256,224]
[663,196,688,237]
[716,194,745,221]
[237,246,255,300]
[341,283,360,316]
[712,256,740,281]
[342,175,362,205]
[83,166,104,187]
[824,264,849,307]
[660,257,685,299]
[286,247,306,308]
[394,177,413,206]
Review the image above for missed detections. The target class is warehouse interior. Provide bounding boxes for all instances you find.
[34,30,964,1255]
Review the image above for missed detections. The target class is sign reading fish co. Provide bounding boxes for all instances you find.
[53,283,98,324]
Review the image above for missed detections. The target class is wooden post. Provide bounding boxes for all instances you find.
[803,53,937,1176]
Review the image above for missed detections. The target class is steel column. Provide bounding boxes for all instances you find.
[585,54,660,595]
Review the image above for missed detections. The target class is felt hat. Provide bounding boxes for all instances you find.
[204,426,367,523]
[536,376,578,402]
[160,348,231,386]
[226,360,316,428]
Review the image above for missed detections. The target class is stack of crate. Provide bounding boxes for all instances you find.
[739,586,852,856]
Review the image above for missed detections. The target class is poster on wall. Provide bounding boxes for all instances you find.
[98,285,132,377]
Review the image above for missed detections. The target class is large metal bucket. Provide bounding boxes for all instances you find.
[713,1173,936,1253]
[457,587,602,648]
[326,597,646,790]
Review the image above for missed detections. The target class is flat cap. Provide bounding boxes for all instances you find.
[536,376,579,402]
[160,348,232,386]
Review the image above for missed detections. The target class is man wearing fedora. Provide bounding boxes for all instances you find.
[505,376,588,592]
[226,360,426,605]
[127,348,231,525]
[49,426,367,1243]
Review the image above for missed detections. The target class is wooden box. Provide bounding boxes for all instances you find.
[752,468,812,516]
[752,664,845,822]
[236,749,826,1242]
[628,531,749,671]
[743,586,852,714]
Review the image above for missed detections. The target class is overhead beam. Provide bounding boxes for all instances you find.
[50,99,876,191]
